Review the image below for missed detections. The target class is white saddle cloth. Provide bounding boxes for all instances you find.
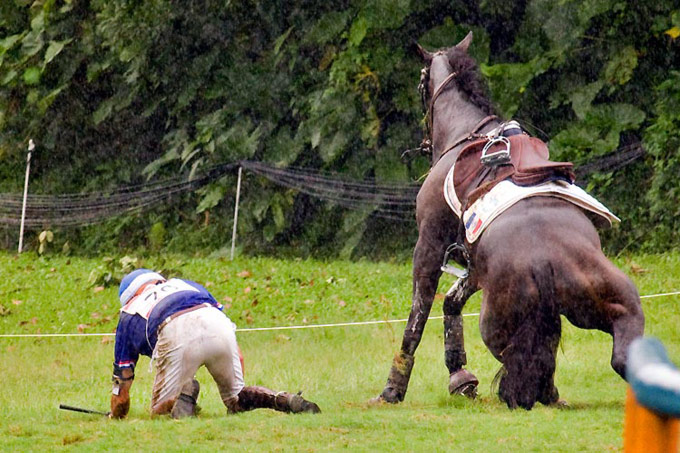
[444,167,620,243]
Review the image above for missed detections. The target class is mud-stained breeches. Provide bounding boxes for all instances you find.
[151,306,244,413]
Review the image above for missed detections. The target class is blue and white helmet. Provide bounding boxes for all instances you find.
[118,269,165,306]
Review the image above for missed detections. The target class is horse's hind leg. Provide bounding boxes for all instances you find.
[562,263,644,380]
[611,309,644,379]
[607,277,645,379]
[443,277,479,397]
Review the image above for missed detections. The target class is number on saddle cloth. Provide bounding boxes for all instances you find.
[627,337,680,417]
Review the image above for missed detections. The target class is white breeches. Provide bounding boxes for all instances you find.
[150,306,244,412]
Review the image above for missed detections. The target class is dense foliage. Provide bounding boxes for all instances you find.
[0,0,678,257]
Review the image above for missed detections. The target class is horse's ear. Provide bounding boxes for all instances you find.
[455,31,473,53]
[415,42,433,63]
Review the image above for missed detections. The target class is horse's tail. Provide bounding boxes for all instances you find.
[498,262,562,409]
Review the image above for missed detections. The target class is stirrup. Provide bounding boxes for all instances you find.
[481,135,511,166]
[441,243,469,278]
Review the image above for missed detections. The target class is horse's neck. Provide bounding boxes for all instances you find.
[431,93,497,162]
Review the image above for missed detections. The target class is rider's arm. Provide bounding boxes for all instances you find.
[111,362,135,418]
[109,315,141,419]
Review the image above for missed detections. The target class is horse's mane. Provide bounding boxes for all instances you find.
[445,47,496,116]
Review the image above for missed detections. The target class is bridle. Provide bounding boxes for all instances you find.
[405,60,497,164]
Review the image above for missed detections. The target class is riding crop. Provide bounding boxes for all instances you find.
[58,403,110,416]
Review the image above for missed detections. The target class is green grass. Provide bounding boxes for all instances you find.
[0,251,678,451]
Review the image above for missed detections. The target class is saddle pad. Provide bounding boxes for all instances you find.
[444,176,620,243]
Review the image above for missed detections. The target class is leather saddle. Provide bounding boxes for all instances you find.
[453,134,575,211]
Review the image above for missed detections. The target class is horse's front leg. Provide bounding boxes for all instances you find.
[375,234,446,403]
[443,276,479,397]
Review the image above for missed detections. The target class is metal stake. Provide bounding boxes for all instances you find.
[230,166,243,260]
[18,139,34,254]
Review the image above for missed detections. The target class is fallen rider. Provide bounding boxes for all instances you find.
[109,269,321,419]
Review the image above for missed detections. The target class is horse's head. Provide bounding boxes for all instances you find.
[415,32,497,163]
[416,32,473,107]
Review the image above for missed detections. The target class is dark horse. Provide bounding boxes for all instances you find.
[374,32,645,409]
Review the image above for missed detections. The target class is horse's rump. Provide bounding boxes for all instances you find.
[476,197,621,325]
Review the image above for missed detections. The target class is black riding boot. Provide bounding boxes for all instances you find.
[232,386,321,414]
[171,379,200,419]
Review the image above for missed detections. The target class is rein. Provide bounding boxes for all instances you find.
[408,63,497,165]
[437,114,498,163]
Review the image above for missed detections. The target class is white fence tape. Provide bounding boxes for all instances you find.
[0,290,678,339]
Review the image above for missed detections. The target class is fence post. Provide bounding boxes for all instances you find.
[18,139,34,254]
[230,166,243,260]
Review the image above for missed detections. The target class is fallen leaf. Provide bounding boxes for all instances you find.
[245,314,254,324]
[630,262,648,275]
[237,270,252,278]
[434,293,444,300]
[204,281,214,288]
[30,317,38,324]
[244,287,252,294]
[91,312,101,319]
[93,286,105,293]
[223,296,233,303]
[50,268,56,273]
[338,300,347,307]
[7,345,16,352]
[303,299,314,305]
[223,303,232,310]
[251,299,258,307]
[12,299,22,306]
[77,324,90,333]
[101,337,112,345]
[665,26,680,39]
[62,434,83,445]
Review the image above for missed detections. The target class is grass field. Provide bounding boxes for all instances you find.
[1,251,679,451]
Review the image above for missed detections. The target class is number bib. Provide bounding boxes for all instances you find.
[120,279,199,320]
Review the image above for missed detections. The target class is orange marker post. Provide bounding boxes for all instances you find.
[624,387,679,452]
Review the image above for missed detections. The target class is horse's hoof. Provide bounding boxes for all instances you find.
[449,369,479,399]
[368,395,386,405]
[550,399,570,409]
[370,387,403,404]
